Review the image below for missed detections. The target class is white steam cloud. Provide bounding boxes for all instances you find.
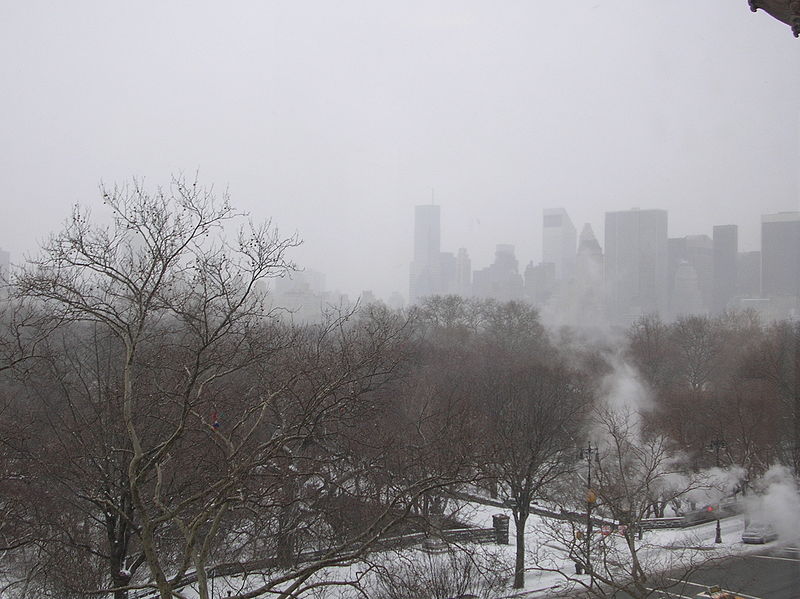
[745,465,800,541]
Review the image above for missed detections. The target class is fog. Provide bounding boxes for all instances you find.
[1,2,798,302]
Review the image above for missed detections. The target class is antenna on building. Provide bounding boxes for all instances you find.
[431,187,436,205]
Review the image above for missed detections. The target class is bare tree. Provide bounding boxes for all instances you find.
[670,315,724,394]
[7,177,295,598]
[475,356,590,589]
[537,408,716,599]
[744,320,800,474]
[369,547,510,599]
[4,180,477,599]
[626,315,676,396]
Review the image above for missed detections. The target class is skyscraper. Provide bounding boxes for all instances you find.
[409,205,442,303]
[524,261,555,306]
[439,251,457,295]
[671,261,704,317]
[604,209,668,323]
[473,244,524,301]
[570,224,604,327]
[668,235,712,316]
[761,212,800,299]
[712,225,738,314]
[542,208,577,282]
[685,235,713,312]
[455,248,472,297]
[737,251,761,298]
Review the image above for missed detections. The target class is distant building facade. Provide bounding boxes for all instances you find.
[455,248,472,297]
[604,209,668,324]
[712,225,738,314]
[524,261,555,306]
[271,270,347,323]
[572,224,604,325]
[737,251,762,299]
[542,208,577,282]
[409,205,443,303]
[668,234,712,316]
[761,212,800,299]
[473,244,524,301]
[671,261,704,317]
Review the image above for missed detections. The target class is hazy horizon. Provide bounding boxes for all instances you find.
[2,1,798,300]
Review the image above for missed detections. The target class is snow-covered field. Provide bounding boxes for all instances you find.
[167,501,786,599]
[452,502,765,597]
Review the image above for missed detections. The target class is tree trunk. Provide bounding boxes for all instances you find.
[513,511,528,589]
[111,572,131,599]
[196,565,210,599]
[107,519,129,599]
[276,523,296,568]
[626,533,648,598]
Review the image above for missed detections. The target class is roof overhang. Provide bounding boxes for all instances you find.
[749,0,800,37]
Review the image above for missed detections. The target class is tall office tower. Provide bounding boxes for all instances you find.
[542,208,577,281]
[409,205,442,303]
[671,261,704,317]
[572,224,605,326]
[761,212,800,299]
[439,251,457,294]
[712,225,738,314]
[667,235,713,316]
[455,248,472,297]
[685,235,713,311]
[473,244,524,301]
[524,261,555,306]
[604,209,668,324]
[667,237,687,294]
[737,251,761,298]
[576,224,603,277]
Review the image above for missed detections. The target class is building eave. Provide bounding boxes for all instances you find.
[749,0,800,37]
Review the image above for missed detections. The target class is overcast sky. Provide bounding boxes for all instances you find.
[1,1,798,300]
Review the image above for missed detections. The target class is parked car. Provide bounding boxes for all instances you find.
[741,523,778,544]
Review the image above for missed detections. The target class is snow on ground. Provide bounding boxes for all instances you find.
[168,502,788,599]
[434,502,794,597]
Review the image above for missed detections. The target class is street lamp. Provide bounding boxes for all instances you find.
[579,442,599,584]
[706,438,727,544]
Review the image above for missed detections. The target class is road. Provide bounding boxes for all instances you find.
[640,544,800,599]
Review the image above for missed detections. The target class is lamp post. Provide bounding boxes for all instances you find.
[579,442,599,584]
[706,437,726,544]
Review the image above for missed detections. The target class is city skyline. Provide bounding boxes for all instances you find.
[408,203,800,324]
[1,2,798,301]
[3,200,798,314]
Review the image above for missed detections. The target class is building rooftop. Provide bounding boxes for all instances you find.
[762,211,800,223]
